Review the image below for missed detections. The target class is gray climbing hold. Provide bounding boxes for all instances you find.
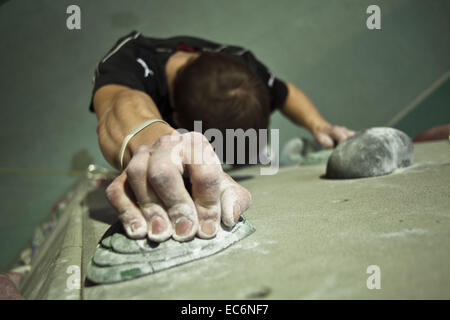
[325,127,414,179]
[86,216,256,284]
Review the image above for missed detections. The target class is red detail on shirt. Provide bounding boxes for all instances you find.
[176,43,198,52]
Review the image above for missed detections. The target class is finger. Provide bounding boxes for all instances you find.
[220,173,252,228]
[126,147,173,242]
[330,126,349,143]
[147,157,199,242]
[189,163,222,238]
[105,172,147,239]
[315,132,335,148]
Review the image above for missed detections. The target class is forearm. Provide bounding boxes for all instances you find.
[280,82,330,132]
[96,89,175,169]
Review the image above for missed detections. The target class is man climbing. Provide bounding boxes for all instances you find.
[90,31,354,243]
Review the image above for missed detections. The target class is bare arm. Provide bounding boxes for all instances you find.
[280,82,354,147]
[280,82,330,133]
[93,84,175,169]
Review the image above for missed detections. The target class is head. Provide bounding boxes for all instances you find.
[172,52,271,164]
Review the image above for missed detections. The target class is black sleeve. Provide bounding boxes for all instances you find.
[89,33,152,112]
[239,50,288,111]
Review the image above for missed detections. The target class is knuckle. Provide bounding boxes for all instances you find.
[188,131,203,139]
[140,202,160,212]
[192,168,220,186]
[188,132,209,145]
[158,135,170,144]
[242,186,252,200]
[196,177,221,194]
[148,168,174,188]
[192,172,222,197]
[126,161,147,181]
[169,203,196,220]
[157,134,178,147]
[148,160,172,175]
[136,145,149,154]
[140,203,165,219]
[105,182,121,203]
[201,208,220,220]
[151,135,183,156]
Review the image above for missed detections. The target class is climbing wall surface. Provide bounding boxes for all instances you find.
[19,141,450,299]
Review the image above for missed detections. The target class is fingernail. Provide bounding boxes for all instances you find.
[233,203,241,223]
[127,220,146,237]
[201,221,216,237]
[151,217,167,235]
[131,221,142,232]
[175,217,193,236]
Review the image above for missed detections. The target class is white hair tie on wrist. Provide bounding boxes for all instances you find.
[119,119,168,170]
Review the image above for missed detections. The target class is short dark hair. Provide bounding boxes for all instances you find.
[173,52,271,131]
[173,52,271,164]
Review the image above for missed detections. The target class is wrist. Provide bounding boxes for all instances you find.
[129,122,175,152]
[122,121,175,168]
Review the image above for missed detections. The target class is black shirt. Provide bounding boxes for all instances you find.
[89,31,288,127]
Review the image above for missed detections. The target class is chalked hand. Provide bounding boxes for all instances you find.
[105,131,252,243]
